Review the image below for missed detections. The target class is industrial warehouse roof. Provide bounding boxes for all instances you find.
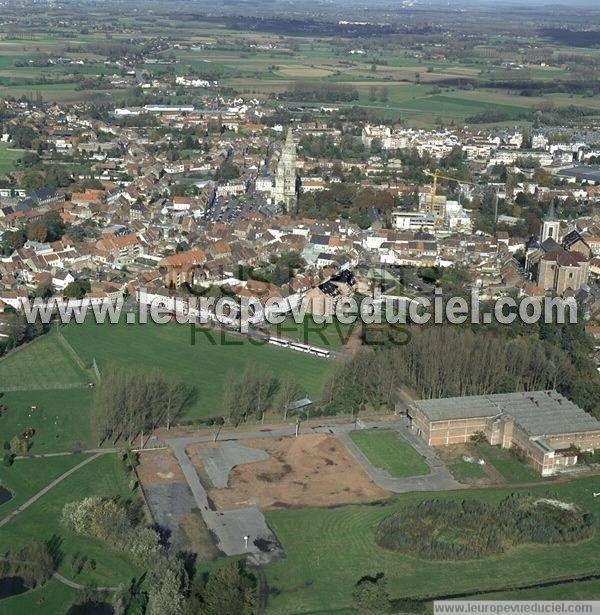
[411,390,600,437]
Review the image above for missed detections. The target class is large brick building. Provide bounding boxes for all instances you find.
[407,390,600,476]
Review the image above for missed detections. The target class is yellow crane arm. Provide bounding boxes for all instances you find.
[423,170,475,217]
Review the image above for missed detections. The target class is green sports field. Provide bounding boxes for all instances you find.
[0,331,89,391]
[349,429,429,478]
[265,476,600,614]
[61,320,334,420]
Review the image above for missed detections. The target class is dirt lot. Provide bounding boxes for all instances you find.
[189,434,389,510]
[137,448,187,486]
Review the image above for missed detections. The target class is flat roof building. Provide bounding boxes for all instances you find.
[406,390,600,476]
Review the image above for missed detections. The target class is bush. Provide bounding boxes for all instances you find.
[375,494,596,560]
[62,497,160,565]
[9,435,29,454]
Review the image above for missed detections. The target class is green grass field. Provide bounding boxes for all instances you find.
[447,456,488,483]
[265,476,600,614]
[0,331,89,391]
[0,454,85,518]
[349,429,429,478]
[475,442,539,483]
[0,143,23,175]
[474,578,600,601]
[0,388,94,454]
[62,320,333,420]
[0,453,141,588]
[0,577,76,615]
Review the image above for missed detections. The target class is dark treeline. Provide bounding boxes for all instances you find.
[486,79,600,97]
[172,14,406,37]
[279,82,359,103]
[540,28,600,48]
[321,318,600,419]
[375,494,597,560]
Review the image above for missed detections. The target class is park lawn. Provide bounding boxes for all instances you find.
[62,320,333,420]
[0,331,89,390]
[475,442,539,483]
[349,429,429,478]
[0,577,76,615]
[0,453,142,588]
[265,476,600,614]
[0,388,94,454]
[0,143,23,175]
[0,454,85,518]
[267,315,354,350]
[474,578,600,601]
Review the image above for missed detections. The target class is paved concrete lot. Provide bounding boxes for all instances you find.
[167,437,284,562]
[143,482,194,550]
[194,442,269,488]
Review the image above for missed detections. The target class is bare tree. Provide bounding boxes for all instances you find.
[278,375,305,421]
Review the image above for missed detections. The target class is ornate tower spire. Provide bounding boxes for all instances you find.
[274,128,298,213]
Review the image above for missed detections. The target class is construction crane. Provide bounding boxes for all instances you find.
[423,170,475,218]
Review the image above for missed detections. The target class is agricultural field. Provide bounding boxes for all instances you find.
[0,331,89,391]
[475,578,600,602]
[0,13,597,126]
[61,320,334,420]
[0,453,141,588]
[349,429,429,478]
[265,476,600,614]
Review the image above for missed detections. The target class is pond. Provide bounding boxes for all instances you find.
[0,485,13,506]
[0,576,28,600]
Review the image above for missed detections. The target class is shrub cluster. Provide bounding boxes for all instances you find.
[61,497,160,566]
[375,494,596,560]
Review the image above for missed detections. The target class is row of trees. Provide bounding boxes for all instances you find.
[280,82,359,102]
[321,316,600,420]
[222,365,306,426]
[100,556,256,615]
[91,365,193,445]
